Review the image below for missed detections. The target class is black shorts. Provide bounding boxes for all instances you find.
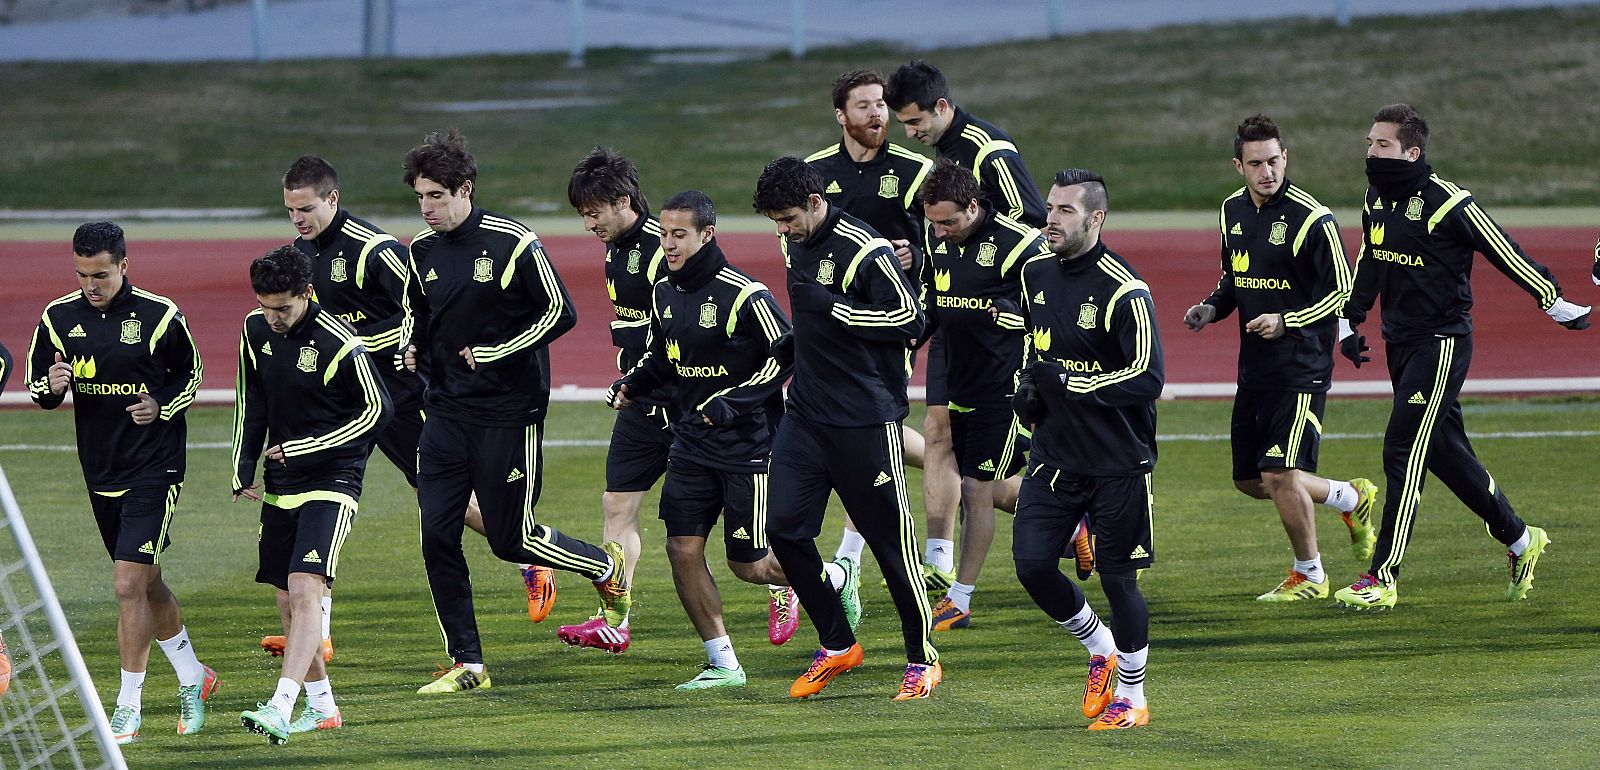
[1013,465,1154,574]
[1230,389,1325,481]
[947,402,1028,480]
[90,484,180,564]
[659,456,769,563]
[924,331,948,407]
[605,404,672,493]
[256,493,358,590]
[371,405,425,488]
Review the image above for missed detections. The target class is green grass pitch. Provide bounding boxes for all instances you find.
[3,397,1599,768]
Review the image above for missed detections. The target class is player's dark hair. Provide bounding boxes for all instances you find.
[1053,168,1109,213]
[884,60,950,112]
[1233,114,1283,160]
[250,244,313,296]
[661,190,717,230]
[831,69,885,110]
[752,156,825,213]
[1373,103,1429,153]
[403,128,477,194]
[568,146,649,215]
[918,158,981,209]
[282,155,339,198]
[72,221,126,262]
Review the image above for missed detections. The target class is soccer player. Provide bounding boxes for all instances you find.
[917,159,1045,630]
[754,156,941,700]
[566,147,672,594]
[1181,115,1379,601]
[885,60,1049,586]
[1334,104,1589,609]
[233,246,392,743]
[26,222,216,744]
[401,129,630,685]
[1013,169,1162,730]
[609,190,795,688]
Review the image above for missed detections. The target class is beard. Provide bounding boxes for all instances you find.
[1050,220,1095,259]
[844,119,886,150]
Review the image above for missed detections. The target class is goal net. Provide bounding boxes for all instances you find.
[0,463,126,770]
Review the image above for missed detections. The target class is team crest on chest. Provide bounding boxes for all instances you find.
[627,248,642,274]
[1405,196,1424,221]
[296,346,319,373]
[877,173,899,199]
[976,242,997,267]
[1267,220,1288,246]
[1077,301,1098,330]
[472,256,494,283]
[119,319,142,345]
[816,259,836,286]
[330,256,349,283]
[698,302,718,329]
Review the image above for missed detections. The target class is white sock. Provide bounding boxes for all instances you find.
[155,626,203,687]
[269,677,299,717]
[320,596,333,640]
[303,677,337,715]
[704,635,740,670]
[1509,528,1531,556]
[947,582,975,613]
[517,563,533,571]
[1323,480,1359,513]
[117,669,145,711]
[925,538,955,573]
[1115,645,1149,708]
[461,662,486,673]
[824,561,846,591]
[593,558,615,584]
[1293,556,1325,584]
[1059,604,1116,658]
[835,529,866,562]
[824,646,852,656]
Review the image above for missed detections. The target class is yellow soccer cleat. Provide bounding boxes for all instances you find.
[1343,478,1379,562]
[1256,570,1329,602]
[1506,526,1550,601]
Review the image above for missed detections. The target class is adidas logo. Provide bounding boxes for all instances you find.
[303,549,322,564]
[872,471,891,487]
[1264,445,1284,458]
[1129,544,1149,559]
[1373,199,1385,210]
[69,324,87,338]
[732,527,751,540]
[425,268,439,282]
[506,468,525,482]
[662,306,673,319]
[934,243,948,254]
[138,540,156,555]
[1033,291,1045,305]
[825,180,843,194]
[1229,222,1242,235]
[978,459,996,472]
[1408,392,1426,405]
[261,341,273,355]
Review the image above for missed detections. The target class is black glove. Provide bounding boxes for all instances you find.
[769,332,795,368]
[1030,360,1068,405]
[1339,332,1371,368]
[1011,380,1045,425]
[606,378,627,407]
[789,282,836,313]
[1561,310,1591,331]
[699,399,736,426]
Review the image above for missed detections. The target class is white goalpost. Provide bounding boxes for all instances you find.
[0,463,126,770]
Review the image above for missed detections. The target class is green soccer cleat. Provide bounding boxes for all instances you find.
[109,705,141,745]
[417,663,492,694]
[836,556,863,631]
[1256,570,1329,602]
[674,664,747,691]
[176,665,219,735]
[596,541,632,627]
[288,705,343,733]
[1334,573,1397,610]
[1507,526,1550,601]
[1344,478,1379,562]
[881,562,955,594]
[240,702,290,745]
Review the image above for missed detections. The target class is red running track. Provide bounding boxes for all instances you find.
[3,227,1596,398]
